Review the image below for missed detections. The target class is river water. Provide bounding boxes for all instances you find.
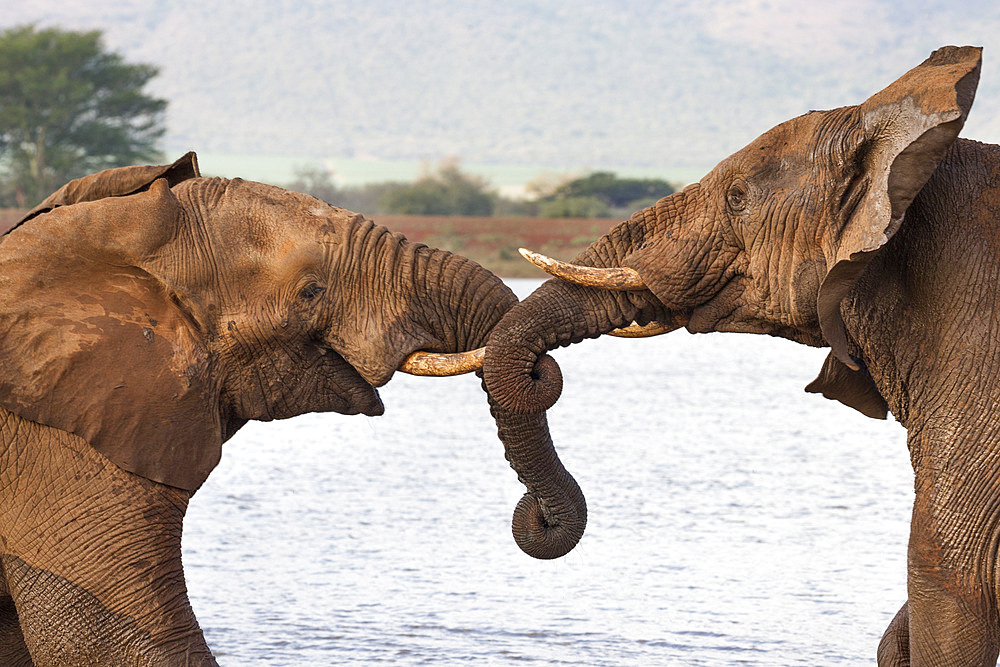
[182,278,913,666]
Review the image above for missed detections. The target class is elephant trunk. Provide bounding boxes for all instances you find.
[337,220,519,385]
[409,241,518,351]
[484,215,667,414]
[482,220,669,558]
[485,384,586,559]
[404,239,589,558]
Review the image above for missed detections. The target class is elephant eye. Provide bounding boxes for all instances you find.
[298,283,325,301]
[726,182,749,213]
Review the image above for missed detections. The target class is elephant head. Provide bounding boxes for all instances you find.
[0,152,525,494]
[483,46,982,556]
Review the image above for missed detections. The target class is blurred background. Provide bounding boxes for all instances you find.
[7,0,1000,179]
[2,1,999,277]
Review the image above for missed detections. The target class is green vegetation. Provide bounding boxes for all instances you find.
[533,171,674,218]
[287,160,496,216]
[537,196,610,218]
[549,171,674,208]
[0,25,166,207]
[288,162,677,218]
[379,159,495,216]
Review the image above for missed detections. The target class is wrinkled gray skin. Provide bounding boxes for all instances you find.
[0,154,537,666]
[484,47,1000,666]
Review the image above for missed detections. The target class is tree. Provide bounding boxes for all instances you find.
[380,159,496,216]
[545,171,676,216]
[287,164,341,204]
[537,196,610,218]
[0,25,167,207]
[285,163,408,215]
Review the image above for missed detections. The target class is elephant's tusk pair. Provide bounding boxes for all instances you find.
[399,347,485,376]
[518,248,647,291]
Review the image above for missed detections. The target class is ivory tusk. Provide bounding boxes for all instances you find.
[518,248,646,291]
[607,321,676,338]
[398,347,485,376]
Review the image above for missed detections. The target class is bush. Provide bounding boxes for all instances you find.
[537,196,610,218]
[379,160,495,216]
[552,171,675,209]
[536,171,676,217]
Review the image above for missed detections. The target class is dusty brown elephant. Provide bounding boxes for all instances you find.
[481,46,1000,665]
[0,152,547,666]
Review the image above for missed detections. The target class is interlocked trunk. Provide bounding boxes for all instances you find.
[482,217,673,558]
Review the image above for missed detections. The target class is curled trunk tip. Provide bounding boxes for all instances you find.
[483,349,563,414]
[488,391,587,560]
[512,491,587,559]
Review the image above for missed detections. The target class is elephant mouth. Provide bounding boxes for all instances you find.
[681,278,820,344]
[315,347,386,417]
[681,276,746,334]
[685,303,727,334]
[349,386,385,417]
[350,334,441,388]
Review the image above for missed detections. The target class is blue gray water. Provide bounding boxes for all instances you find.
[182,279,912,665]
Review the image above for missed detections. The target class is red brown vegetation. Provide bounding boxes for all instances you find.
[376,215,619,278]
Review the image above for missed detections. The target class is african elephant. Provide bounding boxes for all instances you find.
[482,46,1000,665]
[0,152,544,666]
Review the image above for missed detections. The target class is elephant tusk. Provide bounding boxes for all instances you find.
[398,347,485,376]
[607,321,676,338]
[518,248,646,291]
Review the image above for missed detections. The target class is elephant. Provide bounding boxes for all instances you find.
[481,46,1000,665]
[0,152,547,665]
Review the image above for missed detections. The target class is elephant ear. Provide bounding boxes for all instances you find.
[9,151,200,233]
[0,178,222,492]
[816,46,981,370]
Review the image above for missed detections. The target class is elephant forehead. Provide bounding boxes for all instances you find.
[205,236,327,293]
[209,182,306,242]
[221,207,348,257]
[706,109,860,200]
[739,112,832,170]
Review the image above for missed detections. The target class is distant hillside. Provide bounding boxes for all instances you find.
[5,1,1000,171]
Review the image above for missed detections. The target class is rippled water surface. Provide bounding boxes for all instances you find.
[183,279,913,665]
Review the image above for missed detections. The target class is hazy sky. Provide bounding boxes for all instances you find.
[6,1,1000,180]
